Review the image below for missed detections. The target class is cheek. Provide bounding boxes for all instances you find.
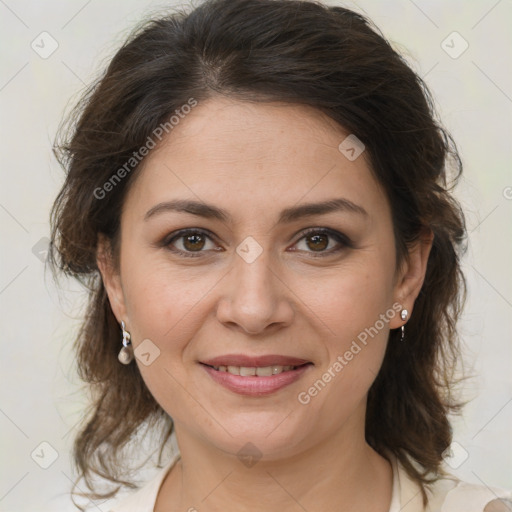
[120,254,226,378]
[301,252,395,397]
[305,256,395,344]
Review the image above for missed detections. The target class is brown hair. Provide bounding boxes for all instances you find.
[49,0,468,508]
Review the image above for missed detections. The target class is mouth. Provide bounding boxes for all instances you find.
[200,362,313,376]
[198,356,314,396]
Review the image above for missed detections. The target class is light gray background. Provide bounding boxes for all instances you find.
[1,1,511,511]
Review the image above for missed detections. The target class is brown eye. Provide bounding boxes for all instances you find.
[305,233,329,251]
[165,229,218,257]
[293,228,351,257]
[182,233,206,251]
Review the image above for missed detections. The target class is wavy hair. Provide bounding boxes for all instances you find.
[49,0,468,508]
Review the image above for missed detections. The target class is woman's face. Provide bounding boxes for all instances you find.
[100,97,430,459]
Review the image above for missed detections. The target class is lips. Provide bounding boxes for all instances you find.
[199,354,314,396]
[200,354,312,367]
[201,360,313,396]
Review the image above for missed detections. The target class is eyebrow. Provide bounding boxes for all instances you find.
[144,197,368,224]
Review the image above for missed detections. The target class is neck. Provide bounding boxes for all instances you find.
[156,418,393,512]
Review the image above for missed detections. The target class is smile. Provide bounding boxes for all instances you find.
[200,362,313,396]
[205,363,308,376]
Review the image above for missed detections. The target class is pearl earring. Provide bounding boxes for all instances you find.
[118,321,134,364]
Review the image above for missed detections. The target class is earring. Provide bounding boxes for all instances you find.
[400,309,408,342]
[118,321,134,364]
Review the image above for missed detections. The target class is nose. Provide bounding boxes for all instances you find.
[215,247,294,335]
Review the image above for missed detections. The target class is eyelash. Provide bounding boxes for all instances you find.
[162,227,352,259]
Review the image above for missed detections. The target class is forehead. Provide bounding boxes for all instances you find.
[151,98,355,167]
[125,97,388,225]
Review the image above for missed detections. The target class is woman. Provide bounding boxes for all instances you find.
[49,0,512,510]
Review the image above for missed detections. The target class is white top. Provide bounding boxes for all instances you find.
[108,452,512,511]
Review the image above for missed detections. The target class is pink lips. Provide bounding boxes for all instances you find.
[199,353,313,396]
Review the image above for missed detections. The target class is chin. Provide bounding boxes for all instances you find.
[201,414,311,461]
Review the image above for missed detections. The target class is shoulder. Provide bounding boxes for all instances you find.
[107,453,181,512]
[393,455,512,512]
[429,478,512,512]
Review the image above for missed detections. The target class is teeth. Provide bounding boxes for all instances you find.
[256,366,273,376]
[212,364,296,376]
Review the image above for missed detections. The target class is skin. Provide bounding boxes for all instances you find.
[98,97,433,512]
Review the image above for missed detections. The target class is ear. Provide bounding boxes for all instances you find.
[389,228,434,329]
[96,234,127,325]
